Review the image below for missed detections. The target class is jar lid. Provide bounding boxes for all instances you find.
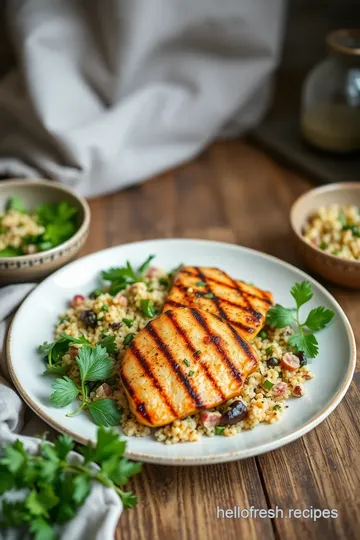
[326,29,360,56]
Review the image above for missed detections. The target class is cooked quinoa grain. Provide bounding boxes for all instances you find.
[51,266,314,445]
[0,209,45,253]
[303,204,360,260]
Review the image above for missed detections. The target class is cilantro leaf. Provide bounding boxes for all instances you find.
[0,440,27,475]
[99,335,117,355]
[7,196,26,212]
[30,518,57,540]
[0,500,27,527]
[289,333,319,358]
[120,491,139,508]
[0,465,15,494]
[304,306,335,331]
[76,345,114,382]
[266,304,294,328]
[73,474,90,504]
[103,456,142,486]
[54,434,74,460]
[88,399,122,426]
[0,246,22,257]
[290,281,313,308]
[50,377,80,407]
[138,254,155,274]
[93,425,126,463]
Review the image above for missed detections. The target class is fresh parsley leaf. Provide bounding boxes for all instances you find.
[266,304,294,328]
[138,254,155,274]
[29,518,56,540]
[103,457,142,486]
[215,426,225,436]
[140,299,156,318]
[203,292,214,299]
[7,196,26,212]
[120,491,139,509]
[0,500,27,527]
[0,466,15,494]
[73,474,91,505]
[168,263,183,279]
[123,318,134,328]
[43,364,68,376]
[0,246,22,257]
[87,399,122,426]
[289,333,319,358]
[98,335,117,355]
[158,277,169,287]
[50,377,80,408]
[266,281,335,358]
[93,425,126,463]
[290,281,313,308]
[54,434,74,460]
[304,306,335,331]
[76,345,113,382]
[0,440,27,475]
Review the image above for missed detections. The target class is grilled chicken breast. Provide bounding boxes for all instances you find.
[163,266,274,342]
[120,307,258,427]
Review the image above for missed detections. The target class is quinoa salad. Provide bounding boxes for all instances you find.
[0,196,78,257]
[303,203,360,261]
[39,257,321,445]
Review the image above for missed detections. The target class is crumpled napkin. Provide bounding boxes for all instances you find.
[0,285,122,540]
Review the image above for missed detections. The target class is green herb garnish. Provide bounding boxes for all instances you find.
[183,359,190,367]
[203,293,214,299]
[124,334,135,347]
[266,281,335,358]
[101,255,155,295]
[319,241,328,250]
[123,318,134,328]
[0,247,22,257]
[196,281,207,287]
[98,335,117,355]
[215,426,225,436]
[263,379,274,390]
[273,405,281,411]
[168,263,183,279]
[7,196,26,212]
[259,330,268,340]
[39,333,89,374]
[188,370,195,377]
[140,299,156,318]
[0,426,141,537]
[101,305,109,312]
[158,277,169,287]
[50,345,121,426]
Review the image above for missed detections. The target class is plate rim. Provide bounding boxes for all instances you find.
[6,238,357,465]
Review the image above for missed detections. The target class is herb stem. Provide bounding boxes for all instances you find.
[66,401,87,417]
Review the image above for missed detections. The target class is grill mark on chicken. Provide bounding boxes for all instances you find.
[175,267,273,306]
[129,341,178,417]
[195,268,255,334]
[145,321,205,407]
[121,373,152,423]
[164,310,227,400]
[189,308,243,383]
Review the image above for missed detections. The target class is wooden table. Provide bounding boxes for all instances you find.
[81,141,359,540]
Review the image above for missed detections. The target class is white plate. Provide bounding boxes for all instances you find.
[7,239,356,465]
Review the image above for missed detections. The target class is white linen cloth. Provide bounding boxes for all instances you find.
[0,285,122,540]
[0,0,285,197]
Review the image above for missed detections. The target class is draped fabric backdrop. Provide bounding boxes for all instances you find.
[0,0,285,197]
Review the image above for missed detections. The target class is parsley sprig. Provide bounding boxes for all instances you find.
[101,255,155,295]
[0,427,141,538]
[50,345,121,426]
[266,281,335,358]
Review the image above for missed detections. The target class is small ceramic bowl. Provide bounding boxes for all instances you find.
[290,182,360,288]
[0,179,90,284]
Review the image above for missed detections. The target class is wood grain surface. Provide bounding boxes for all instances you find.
[80,140,360,540]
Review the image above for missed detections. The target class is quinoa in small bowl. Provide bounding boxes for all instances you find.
[291,182,360,288]
[0,179,90,284]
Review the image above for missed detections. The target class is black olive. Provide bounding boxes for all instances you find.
[267,357,279,368]
[109,322,122,330]
[298,352,307,366]
[80,310,98,328]
[219,400,248,426]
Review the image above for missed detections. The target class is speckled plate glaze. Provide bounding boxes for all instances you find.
[7,239,356,465]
